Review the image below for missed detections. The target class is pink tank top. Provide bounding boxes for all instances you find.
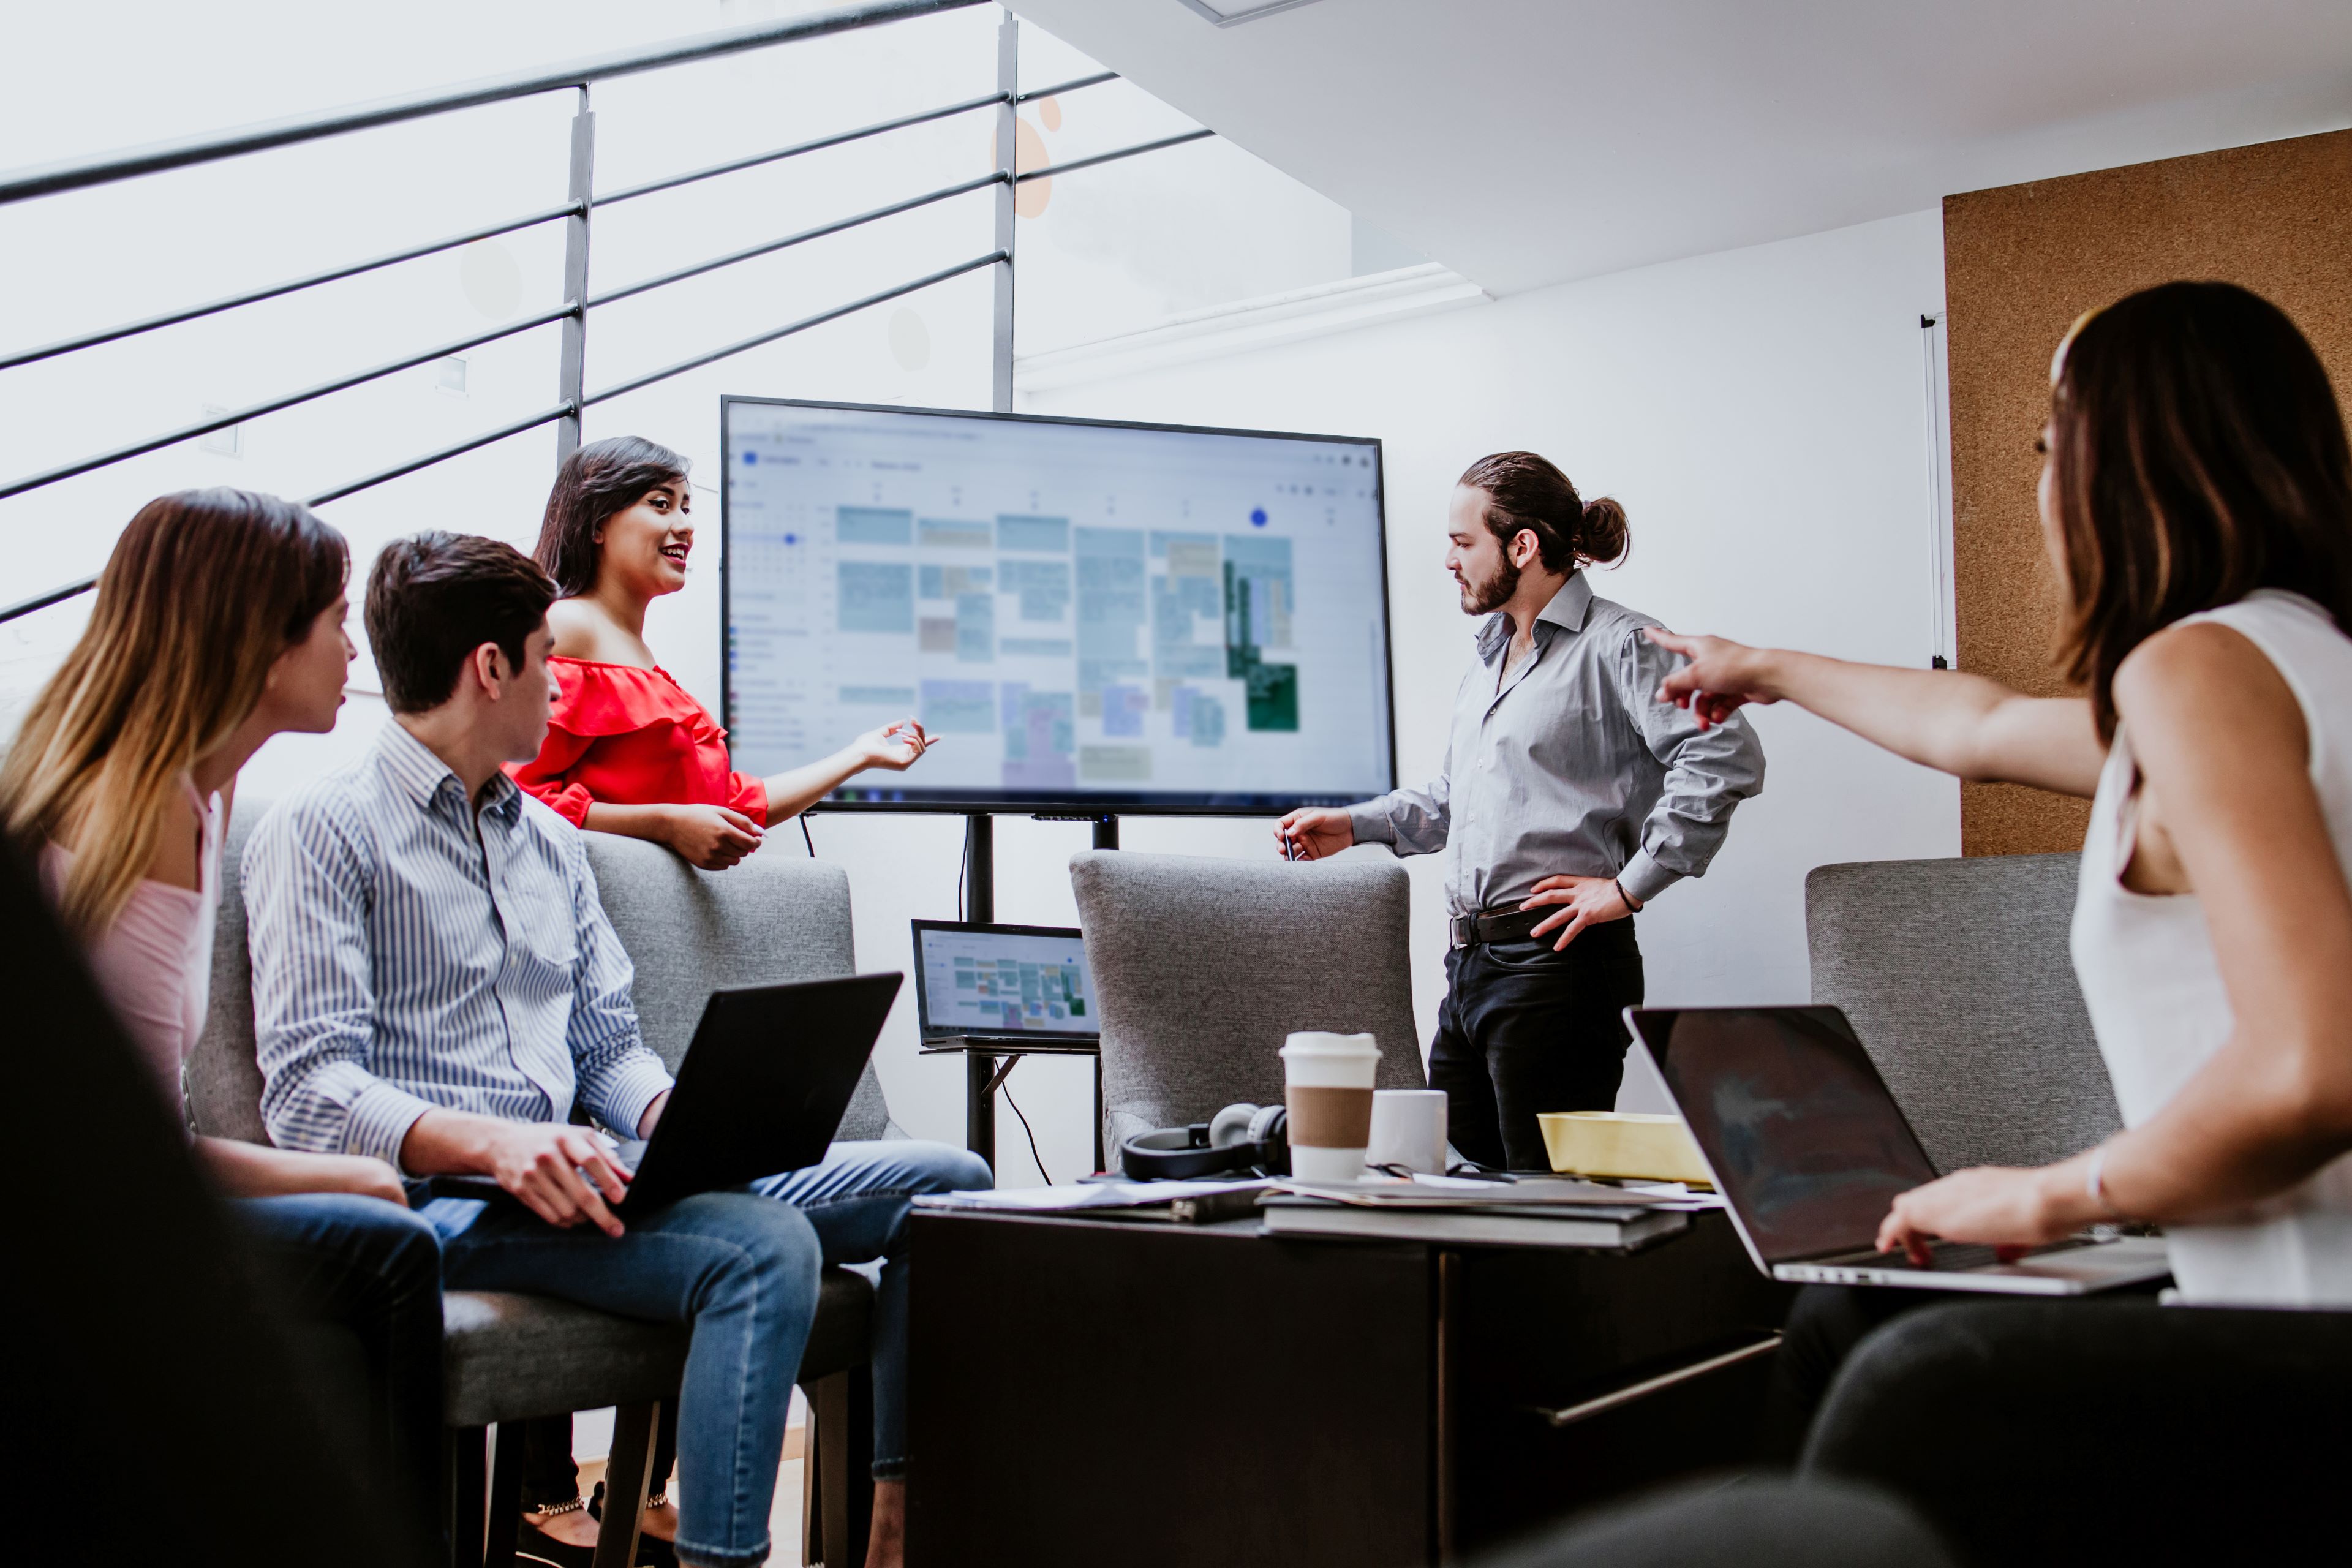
[42,783,222,1111]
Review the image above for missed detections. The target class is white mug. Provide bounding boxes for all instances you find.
[1363,1089,1448,1175]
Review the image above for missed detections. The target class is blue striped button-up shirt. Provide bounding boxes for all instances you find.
[244,720,673,1169]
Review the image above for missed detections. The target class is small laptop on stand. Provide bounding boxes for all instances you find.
[909,921,1101,1057]
[1624,1005,2172,1295]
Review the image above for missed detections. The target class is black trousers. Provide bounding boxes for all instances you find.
[519,1406,679,1510]
[1792,1287,2352,1564]
[1427,918,1644,1172]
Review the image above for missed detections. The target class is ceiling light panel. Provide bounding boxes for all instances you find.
[1175,0,1329,26]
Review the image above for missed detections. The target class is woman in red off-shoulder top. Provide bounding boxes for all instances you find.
[508,435,929,872]
[505,435,933,1561]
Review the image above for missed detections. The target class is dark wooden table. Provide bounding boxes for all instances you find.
[905,1207,1793,1567]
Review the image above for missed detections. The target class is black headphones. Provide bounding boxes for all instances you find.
[1119,1102,1290,1180]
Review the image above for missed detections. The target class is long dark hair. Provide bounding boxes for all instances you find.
[532,435,690,597]
[2050,281,2352,741]
[1457,451,1628,571]
[0,489,345,933]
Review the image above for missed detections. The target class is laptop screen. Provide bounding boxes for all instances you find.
[1633,1007,1940,1264]
[911,922,1098,1039]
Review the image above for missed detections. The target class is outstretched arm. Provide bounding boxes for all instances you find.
[763,718,931,823]
[1646,630,2106,797]
[1876,622,2352,1254]
[1280,741,1455,861]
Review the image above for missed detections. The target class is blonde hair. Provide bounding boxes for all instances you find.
[0,489,345,935]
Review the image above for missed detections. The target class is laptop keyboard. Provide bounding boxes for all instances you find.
[1878,1239,2091,1272]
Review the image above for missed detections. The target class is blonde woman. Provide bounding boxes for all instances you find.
[1,488,444,1530]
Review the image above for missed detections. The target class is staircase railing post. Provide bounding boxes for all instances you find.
[557,85,596,461]
[990,7,1017,413]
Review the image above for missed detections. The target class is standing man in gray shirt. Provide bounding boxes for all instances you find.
[1278,451,1764,1170]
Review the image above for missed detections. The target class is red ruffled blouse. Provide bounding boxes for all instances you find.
[507,658,768,829]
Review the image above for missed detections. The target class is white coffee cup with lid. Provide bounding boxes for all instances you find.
[1281,1031,1382,1181]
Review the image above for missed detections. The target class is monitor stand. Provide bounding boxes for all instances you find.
[957,812,1117,1174]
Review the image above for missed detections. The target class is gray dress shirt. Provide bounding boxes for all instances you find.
[1349,573,1764,921]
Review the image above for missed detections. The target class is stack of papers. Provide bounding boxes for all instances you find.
[1273,1174,1721,1212]
[914,1178,1268,1219]
[1259,1173,1714,1251]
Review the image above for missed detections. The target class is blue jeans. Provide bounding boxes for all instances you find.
[431,1139,987,1567]
[233,1193,445,1533]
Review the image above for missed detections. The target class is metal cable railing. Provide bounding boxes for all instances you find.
[0,0,1216,625]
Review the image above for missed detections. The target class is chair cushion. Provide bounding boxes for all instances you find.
[1069,846,1425,1150]
[442,1267,874,1428]
[1806,854,2121,1175]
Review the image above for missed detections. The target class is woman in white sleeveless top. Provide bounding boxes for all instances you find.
[1649,280,2352,1308]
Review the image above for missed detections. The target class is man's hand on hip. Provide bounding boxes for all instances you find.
[1275,807,1355,861]
[1521,874,1638,949]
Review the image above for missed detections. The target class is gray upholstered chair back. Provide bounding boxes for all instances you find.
[579,832,892,1139]
[1069,846,1425,1150]
[188,803,273,1142]
[189,800,891,1144]
[1805,854,2121,1175]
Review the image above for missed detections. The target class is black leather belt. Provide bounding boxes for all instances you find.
[1449,906,1547,948]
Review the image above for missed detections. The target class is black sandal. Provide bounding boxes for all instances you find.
[588,1480,679,1568]
[515,1494,597,1568]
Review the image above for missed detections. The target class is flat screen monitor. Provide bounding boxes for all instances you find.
[910,921,1098,1041]
[721,397,1395,813]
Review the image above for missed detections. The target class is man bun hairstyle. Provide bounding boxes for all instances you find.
[1457,451,1629,571]
[534,434,692,597]
[366,532,556,714]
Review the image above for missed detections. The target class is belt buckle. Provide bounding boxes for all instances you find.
[1448,914,1475,948]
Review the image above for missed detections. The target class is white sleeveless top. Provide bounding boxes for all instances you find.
[2071,589,2352,1305]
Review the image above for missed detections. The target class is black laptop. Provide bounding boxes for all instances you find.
[426,971,902,1213]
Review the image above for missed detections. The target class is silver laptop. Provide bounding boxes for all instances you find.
[1625,1005,2172,1295]
[910,920,1101,1052]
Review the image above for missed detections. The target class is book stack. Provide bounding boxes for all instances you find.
[1259,1174,1718,1250]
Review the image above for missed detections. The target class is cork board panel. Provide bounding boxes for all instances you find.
[1943,129,2352,856]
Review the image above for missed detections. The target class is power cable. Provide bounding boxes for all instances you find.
[1001,1080,1050,1186]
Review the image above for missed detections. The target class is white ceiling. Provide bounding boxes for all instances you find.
[1009,0,2352,295]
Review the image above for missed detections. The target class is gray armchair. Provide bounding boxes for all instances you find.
[189,807,888,1568]
[1804,853,2122,1175]
[1068,845,1427,1154]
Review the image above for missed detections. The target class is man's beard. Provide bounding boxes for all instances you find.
[1458,552,1520,616]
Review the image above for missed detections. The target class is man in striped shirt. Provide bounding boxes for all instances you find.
[244,532,986,1568]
